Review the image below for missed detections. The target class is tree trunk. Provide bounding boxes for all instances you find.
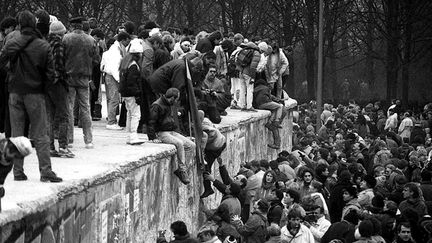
[401,0,412,105]
[219,0,228,33]
[305,0,316,100]
[231,0,243,33]
[385,0,400,101]
[365,0,375,98]
[155,0,164,26]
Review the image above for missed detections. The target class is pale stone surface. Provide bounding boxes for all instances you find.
[0,108,292,242]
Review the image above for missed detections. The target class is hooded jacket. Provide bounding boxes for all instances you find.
[0,27,54,94]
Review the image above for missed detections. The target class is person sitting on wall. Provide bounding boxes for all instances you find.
[196,65,231,124]
[148,88,196,185]
[253,78,284,149]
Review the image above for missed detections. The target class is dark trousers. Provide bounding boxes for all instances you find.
[9,93,52,176]
[90,71,101,118]
[202,143,227,193]
[46,83,69,149]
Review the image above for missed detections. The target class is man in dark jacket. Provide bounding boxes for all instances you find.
[0,10,62,182]
[233,199,269,243]
[63,16,99,149]
[195,31,222,55]
[253,78,283,149]
[148,88,196,185]
[165,220,199,243]
[320,210,358,243]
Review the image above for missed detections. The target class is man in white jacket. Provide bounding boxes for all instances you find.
[100,32,130,130]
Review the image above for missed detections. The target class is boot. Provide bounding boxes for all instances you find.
[200,179,214,198]
[174,169,190,185]
[268,127,281,149]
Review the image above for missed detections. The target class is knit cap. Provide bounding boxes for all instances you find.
[9,136,32,157]
[49,21,66,35]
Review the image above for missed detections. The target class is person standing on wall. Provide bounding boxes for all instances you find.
[0,10,62,182]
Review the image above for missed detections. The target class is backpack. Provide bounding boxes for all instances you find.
[235,47,255,67]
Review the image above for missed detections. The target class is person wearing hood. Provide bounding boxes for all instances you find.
[232,199,269,243]
[252,78,283,149]
[0,11,62,183]
[236,42,261,111]
[399,182,428,218]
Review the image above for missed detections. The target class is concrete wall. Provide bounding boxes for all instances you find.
[0,110,292,243]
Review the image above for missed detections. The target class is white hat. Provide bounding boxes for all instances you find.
[258,41,269,53]
[128,39,143,53]
[9,136,32,157]
[149,28,161,37]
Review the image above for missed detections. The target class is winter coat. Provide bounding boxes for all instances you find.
[220,194,242,219]
[264,236,283,243]
[148,96,177,140]
[47,34,67,88]
[399,198,428,217]
[216,221,241,242]
[147,59,189,97]
[237,42,261,79]
[341,198,361,220]
[320,220,356,243]
[253,80,273,108]
[0,28,54,94]
[63,29,99,86]
[233,212,268,243]
[195,37,214,54]
[329,180,353,223]
[141,39,154,78]
[421,181,432,202]
[119,61,142,97]
[267,200,283,225]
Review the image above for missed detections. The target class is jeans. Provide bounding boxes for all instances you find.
[258,102,283,122]
[239,73,254,109]
[124,97,140,137]
[68,86,93,144]
[230,77,241,105]
[46,83,69,149]
[105,74,120,125]
[9,93,53,176]
[158,131,196,171]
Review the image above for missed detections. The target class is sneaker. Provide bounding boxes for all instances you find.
[85,143,94,149]
[128,138,145,145]
[58,148,75,158]
[14,173,28,181]
[50,149,60,157]
[173,169,190,185]
[106,124,123,130]
[40,171,63,183]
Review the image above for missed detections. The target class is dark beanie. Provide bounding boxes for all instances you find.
[359,219,374,238]
[229,182,241,196]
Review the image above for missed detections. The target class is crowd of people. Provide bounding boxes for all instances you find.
[1,9,432,243]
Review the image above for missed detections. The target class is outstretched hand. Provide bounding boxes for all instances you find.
[203,173,215,182]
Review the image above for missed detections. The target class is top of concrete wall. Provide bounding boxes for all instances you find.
[0,109,277,226]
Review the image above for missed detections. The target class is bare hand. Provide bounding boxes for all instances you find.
[232,215,241,222]
[203,173,215,181]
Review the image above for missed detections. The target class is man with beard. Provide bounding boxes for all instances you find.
[280,207,314,243]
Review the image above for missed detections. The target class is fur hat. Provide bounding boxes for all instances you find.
[49,21,66,35]
[9,136,32,157]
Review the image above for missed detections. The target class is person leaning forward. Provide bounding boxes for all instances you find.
[147,88,196,185]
